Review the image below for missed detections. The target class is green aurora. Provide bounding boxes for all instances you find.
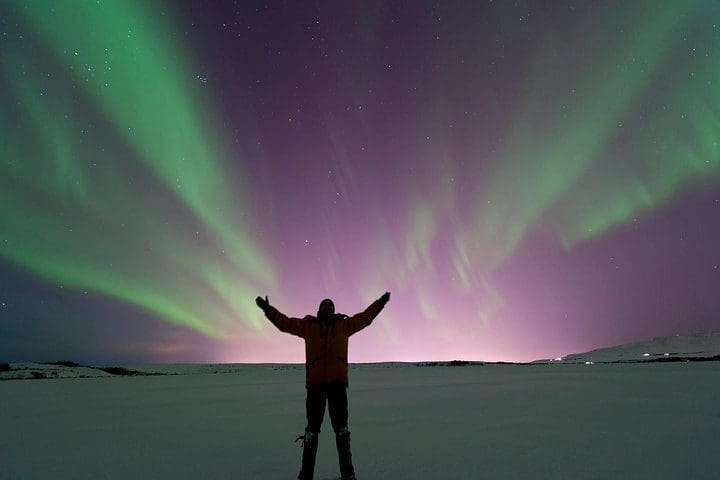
[1,1,274,337]
[454,0,719,276]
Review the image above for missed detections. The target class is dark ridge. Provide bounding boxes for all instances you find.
[614,355,720,364]
[43,361,80,367]
[0,363,12,372]
[34,361,145,375]
[97,366,144,376]
[414,360,483,367]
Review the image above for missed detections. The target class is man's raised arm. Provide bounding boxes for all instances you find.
[256,296,305,338]
[346,292,390,336]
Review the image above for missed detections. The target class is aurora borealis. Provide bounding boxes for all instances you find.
[1,0,719,363]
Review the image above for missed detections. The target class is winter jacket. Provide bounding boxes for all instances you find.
[263,299,386,387]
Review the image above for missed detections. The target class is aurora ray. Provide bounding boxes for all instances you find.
[1,0,274,337]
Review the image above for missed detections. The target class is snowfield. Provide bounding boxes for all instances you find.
[1,361,718,480]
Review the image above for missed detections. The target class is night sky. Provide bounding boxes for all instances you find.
[1,0,719,364]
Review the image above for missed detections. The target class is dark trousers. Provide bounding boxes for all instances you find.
[305,381,348,434]
[300,381,355,479]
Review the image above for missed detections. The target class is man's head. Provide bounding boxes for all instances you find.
[317,298,335,321]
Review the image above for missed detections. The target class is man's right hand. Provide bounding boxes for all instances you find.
[255,295,270,311]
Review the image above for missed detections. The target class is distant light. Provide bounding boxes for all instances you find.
[642,353,650,357]
[584,361,594,365]
[554,357,562,361]
[664,353,670,356]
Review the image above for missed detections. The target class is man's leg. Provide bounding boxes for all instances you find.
[298,384,327,480]
[328,382,355,480]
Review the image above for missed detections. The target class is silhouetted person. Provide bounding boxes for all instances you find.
[256,292,390,480]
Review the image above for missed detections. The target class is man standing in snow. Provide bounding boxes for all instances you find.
[256,292,390,480]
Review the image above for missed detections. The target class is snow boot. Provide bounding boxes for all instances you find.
[335,427,356,480]
[295,430,319,480]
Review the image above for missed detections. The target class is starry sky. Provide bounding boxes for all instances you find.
[1,0,719,364]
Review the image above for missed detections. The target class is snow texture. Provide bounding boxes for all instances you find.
[1,360,718,479]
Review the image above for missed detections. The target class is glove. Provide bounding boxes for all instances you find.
[255,295,270,311]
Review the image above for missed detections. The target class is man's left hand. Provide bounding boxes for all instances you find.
[255,295,270,311]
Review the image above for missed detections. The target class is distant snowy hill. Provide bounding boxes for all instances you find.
[544,331,720,364]
[0,362,115,380]
[0,362,302,381]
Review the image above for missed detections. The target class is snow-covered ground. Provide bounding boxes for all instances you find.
[1,361,718,479]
